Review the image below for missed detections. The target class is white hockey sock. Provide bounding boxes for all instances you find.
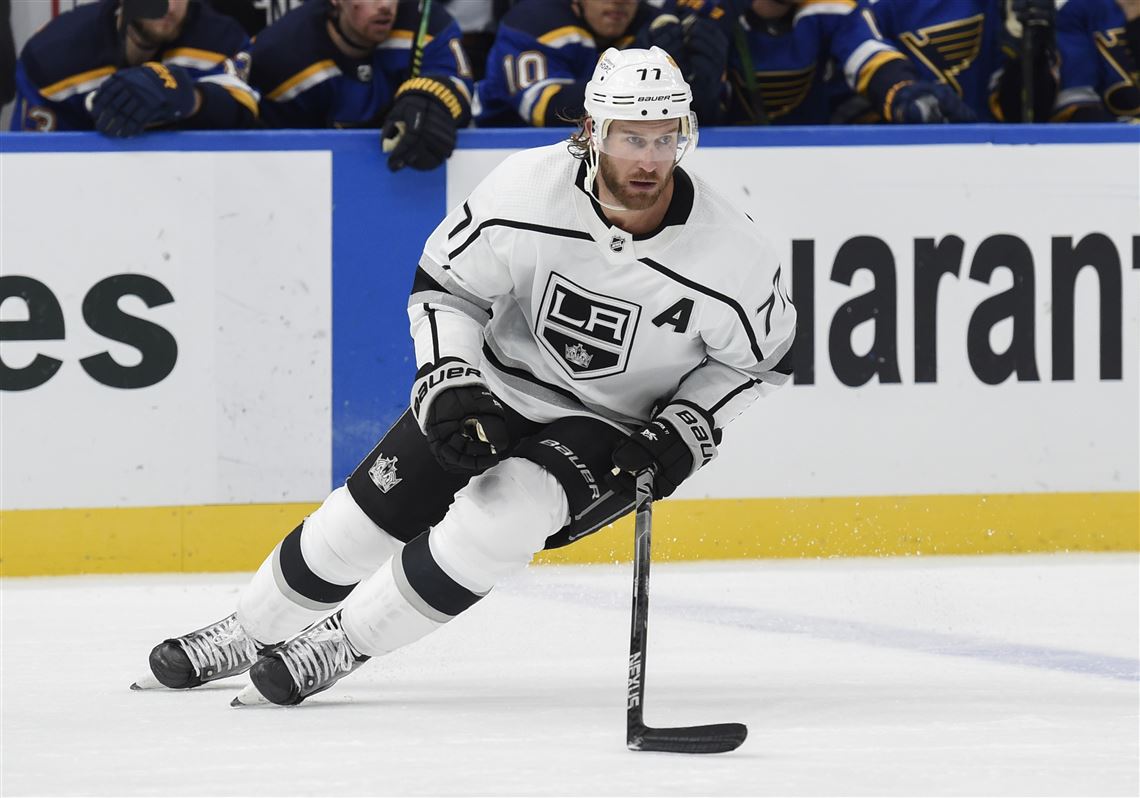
[236,486,403,646]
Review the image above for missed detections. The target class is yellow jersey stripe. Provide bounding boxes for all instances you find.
[162,47,227,65]
[856,50,906,95]
[538,25,592,46]
[531,84,563,126]
[267,59,338,101]
[39,66,116,99]
[224,84,260,117]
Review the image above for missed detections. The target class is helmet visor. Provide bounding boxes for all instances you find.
[593,118,693,165]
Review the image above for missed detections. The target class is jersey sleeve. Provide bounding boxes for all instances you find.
[835,1,920,117]
[8,59,100,131]
[183,50,260,128]
[1052,2,1112,121]
[408,176,518,369]
[475,22,589,127]
[413,12,475,124]
[671,246,797,432]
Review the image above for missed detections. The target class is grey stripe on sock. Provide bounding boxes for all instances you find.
[391,552,455,624]
[271,541,342,612]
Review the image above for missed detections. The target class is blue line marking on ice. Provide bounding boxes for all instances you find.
[522,582,1140,683]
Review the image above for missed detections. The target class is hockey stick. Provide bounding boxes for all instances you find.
[1020,20,1036,122]
[382,0,433,154]
[625,468,748,754]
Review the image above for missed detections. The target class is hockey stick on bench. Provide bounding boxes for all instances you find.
[625,468,748,754]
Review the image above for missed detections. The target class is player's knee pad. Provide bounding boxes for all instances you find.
[300,485,403,585]
[236,486,402,645]
[430,457,570,593]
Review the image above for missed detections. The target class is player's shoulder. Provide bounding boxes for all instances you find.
[1057,0,1121,27]
[249,0,337,93]
[686,171,781,272]
[176,1,250,56]
[18,1,116,94]
[793,0,857,23]
[471,142,580,218]
[498,0,587,44]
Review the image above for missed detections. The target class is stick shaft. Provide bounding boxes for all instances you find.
[410,0,433,78]
[626,470,655,737]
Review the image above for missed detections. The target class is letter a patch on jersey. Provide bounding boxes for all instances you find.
[536,272,641,379]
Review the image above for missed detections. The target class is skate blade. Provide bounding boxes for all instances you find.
[230,683,270,707]
[129,672,164,691]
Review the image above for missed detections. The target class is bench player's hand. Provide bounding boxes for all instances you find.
[90,62,198,138]
[610,403,718,500]
[382,79,460,172]
[411,359,509,473]
[887,81,977,123]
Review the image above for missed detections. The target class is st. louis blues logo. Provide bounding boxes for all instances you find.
[898,14,985,94]
[536,272,640,379]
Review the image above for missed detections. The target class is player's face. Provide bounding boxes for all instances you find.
[596,119,681,211]
[133,0,189,43]
[576,0,639,39]
[337,0,399,44]
[750,0,795,19]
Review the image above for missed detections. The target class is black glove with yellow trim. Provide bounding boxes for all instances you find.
[91,61,198,138]
[382,77,464,172]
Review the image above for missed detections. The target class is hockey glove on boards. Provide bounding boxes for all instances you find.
[382,78,463,172]
[885,81,977,124]
[610,403,719,501]
[91,62,198,138]
[412,358,509,474]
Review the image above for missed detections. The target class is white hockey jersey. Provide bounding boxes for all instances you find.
[408,143,796,435]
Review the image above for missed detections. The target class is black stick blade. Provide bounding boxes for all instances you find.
[628,722,748,754]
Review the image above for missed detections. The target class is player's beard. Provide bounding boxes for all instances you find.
[598,154,673,211]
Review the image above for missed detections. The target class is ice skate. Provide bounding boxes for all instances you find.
[131,613,259,690]
[231,611,368,707]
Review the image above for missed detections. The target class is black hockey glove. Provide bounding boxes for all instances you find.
[610,403,719,501]
[91,62,198,138]
[634,14,686,58]
[886,81,977,123]
[680,17,728,87]
[382,78,463,172]
[411,358,509,474]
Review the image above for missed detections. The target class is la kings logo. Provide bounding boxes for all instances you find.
[536,273,640,379]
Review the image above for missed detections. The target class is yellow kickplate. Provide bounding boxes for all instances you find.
[1,492,1136,577]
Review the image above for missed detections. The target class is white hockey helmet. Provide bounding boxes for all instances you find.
[581,46,697,208]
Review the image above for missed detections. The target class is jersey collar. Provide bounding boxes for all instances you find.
[573,159,694,242]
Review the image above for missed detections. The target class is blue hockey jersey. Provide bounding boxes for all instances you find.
[11,0,255,132]
[473,0,667,127]
[840,0,1004,120]
[1053,0,1139,120]
[249,0,473,128]
[723,0,860,125]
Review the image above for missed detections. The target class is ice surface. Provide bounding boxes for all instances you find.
[2,553,1137,796]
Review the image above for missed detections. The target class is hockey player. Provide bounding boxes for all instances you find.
[474,0,728,126]
[133,46,796,708]
[721,0,862,125]
[11,0,257,134]
[1050,0,1140,120]
[837,0,993,122]
[247,0,473,172]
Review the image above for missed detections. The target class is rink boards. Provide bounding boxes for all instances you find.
[1,126,1137,575]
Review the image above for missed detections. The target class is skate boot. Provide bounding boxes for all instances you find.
[232,611,369,707]
[131,613,259,690]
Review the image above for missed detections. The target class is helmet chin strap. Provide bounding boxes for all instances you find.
[584,146,637,213]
